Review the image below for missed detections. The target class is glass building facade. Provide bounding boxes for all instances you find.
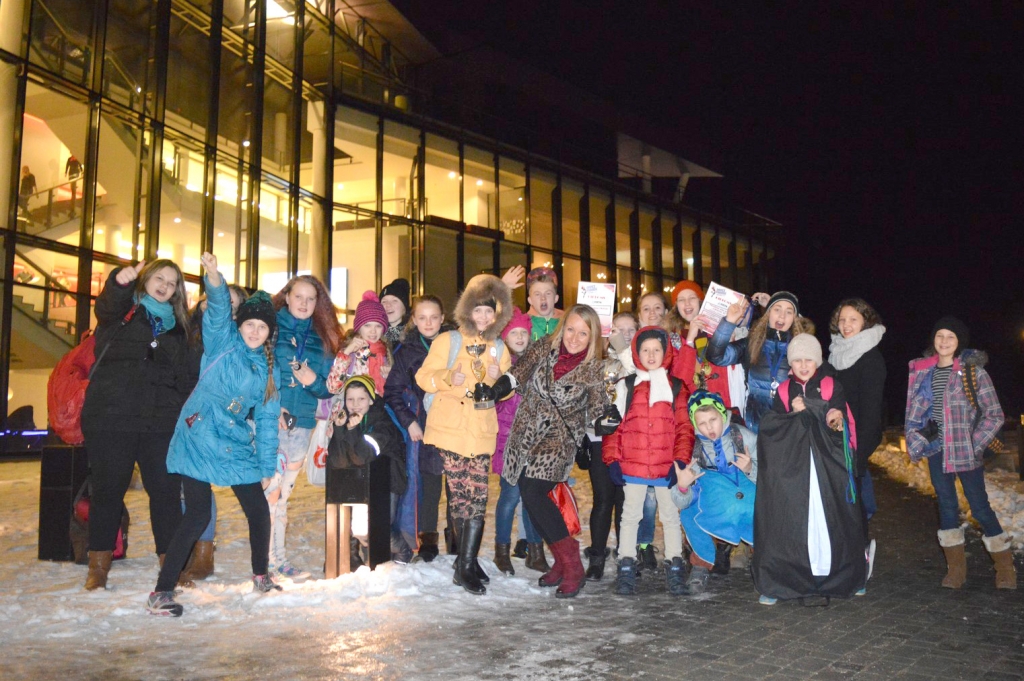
[0,0,778,429]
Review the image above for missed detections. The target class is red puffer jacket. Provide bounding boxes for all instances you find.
[603,328,694,478]
[671,337,732,409]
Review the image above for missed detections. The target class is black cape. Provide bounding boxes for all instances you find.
[751,400,866,600]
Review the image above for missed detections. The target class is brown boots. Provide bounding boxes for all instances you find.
[494,543,514,575]
[938,528,966,588]
[184,541,216,581]
[982,532,1018,590]
[525,542,551,572]
[939,528,1018,590]
[84,550,113,590]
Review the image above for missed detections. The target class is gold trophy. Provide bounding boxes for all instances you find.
[599,367,621,430]
[464,342,496,410]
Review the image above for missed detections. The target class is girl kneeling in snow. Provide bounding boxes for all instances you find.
[672,391,757,595]
[148,253,282,617]
[751,333,866,605]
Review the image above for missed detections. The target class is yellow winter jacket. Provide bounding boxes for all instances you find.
[416,331,512,458]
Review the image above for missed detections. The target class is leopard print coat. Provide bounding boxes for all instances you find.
[501,340,609,485]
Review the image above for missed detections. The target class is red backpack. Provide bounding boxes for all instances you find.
[47,332,97,445]
[777,376,858,453]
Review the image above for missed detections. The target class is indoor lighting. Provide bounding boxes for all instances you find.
[242,140,250,148]
[476,179,483,186]
[217,232,225,237]
[96,229,104,235]
[447,171,456,179]
[173,217,181,223]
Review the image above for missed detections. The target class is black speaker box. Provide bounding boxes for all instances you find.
[37,445,89,561]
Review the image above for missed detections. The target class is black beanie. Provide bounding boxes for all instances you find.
[380,278,411,313]
[932,316,969,350]
[766,291,799,316]
[236,290,277,337]
[634,327,668,353]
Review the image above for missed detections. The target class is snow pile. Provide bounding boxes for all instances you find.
[872,440,1024,551]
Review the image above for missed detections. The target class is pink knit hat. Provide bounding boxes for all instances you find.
[353,290,389,333]
[501,306,532,341]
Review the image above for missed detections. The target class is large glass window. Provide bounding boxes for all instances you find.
[211,155,251,284]
[588,187,610,263]
[104,0,157,113]
[96,109,149,255]
[255,173,292,289]
[562,179,583,256]
[718,228,734,289]
[614,197,632,269]
[28,0,94,86]
[262,78,295,179]
[682,218,697,282]
[382,120,418,218]
[700,227,715,285]
[562,256,581,308]
[638,204,656,272]
[264,0,297,67]
[19,82,89,246]
[331,206,378,317]
[165,12,211,144]
[423,225,458,313]
[334,106,378,210]
[529,169,556,250]
[218,38,256,162]
[424,133,459,222]
[157,131,206,275]
[499,240,529,310]
[663,214,679,282]
[463,145,494,229]
[465,233,494,280]
[382,221,412,294]
[497,156,526,242]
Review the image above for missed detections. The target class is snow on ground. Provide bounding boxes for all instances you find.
[0,459,647,680]
[871,440,1024,550]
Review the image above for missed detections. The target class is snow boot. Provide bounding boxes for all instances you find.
[666,557,689,596]
[453,517,486,595]
[84,550,113,590]
[525,542,551,573]
[712,541,732,575]
[615,557,637,596]
[982,532,1017,590]
[146,591,183,617]
[938,528,967,589]
[451,519,489,584]
[687,565,710,595]
[159,553,195,589]
[494,543,515,575]
[418,532,439,563]
[512,538,529,559]
[637,544,658,575]
[731,543,752,571]
[585,547,610,581]
[550,537,585,598]
[186,540,215,580]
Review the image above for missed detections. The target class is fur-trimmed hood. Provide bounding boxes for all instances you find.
[454,274,513,342]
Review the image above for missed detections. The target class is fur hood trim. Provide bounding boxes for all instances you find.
[909,348,989,373]
[454,274,513,341]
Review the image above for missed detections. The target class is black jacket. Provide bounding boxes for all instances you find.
[834,348,886,475]
[327,398,407,496]
[383,329,433,431]
[81,269,197,433]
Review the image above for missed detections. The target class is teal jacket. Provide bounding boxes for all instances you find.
[275,308,333,429]
[167,277,281,485]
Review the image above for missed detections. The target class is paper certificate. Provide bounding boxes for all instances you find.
[577,282,617,336]
[696,281,744,335]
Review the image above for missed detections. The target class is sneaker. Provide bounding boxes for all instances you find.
[146,591,183,617]
[855,587,867,596]
[253,574,283,593]
[758,594,778,606]
[615,557,637,596]
[274,562,311,581]
[665,557,689,596]
[636,544,659,574]
[687,565,710,595]
[866,539,876,581]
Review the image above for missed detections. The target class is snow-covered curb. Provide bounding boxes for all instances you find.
[873,441,1024,551]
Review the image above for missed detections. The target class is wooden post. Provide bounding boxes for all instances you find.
[325,503,352,579]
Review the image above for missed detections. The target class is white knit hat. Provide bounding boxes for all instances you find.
[787,333,822,367]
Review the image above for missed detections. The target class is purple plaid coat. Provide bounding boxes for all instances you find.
[905,350,1003,473]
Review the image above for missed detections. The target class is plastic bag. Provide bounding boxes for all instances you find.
[547,481,581,536]
[305,419,330,487]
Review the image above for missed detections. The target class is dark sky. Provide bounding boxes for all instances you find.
[425,2,1024,420]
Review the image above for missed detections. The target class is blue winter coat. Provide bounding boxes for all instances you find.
[275,308,333,429]
[166,277,281,486]
[706,320,792,433]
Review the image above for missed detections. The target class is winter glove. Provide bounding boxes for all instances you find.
[608,461,624,486]
[594,404,622,436]
[667,459,686,487]
[491,374,514,402]
[608,329,629,353]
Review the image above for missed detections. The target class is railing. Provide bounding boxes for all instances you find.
[12,248,78,342]
[19,177,84,232]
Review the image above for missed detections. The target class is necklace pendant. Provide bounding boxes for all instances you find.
[150,339,159,349]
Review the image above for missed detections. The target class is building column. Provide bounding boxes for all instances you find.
[307,99,328,281]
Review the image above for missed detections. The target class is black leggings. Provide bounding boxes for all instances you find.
[419,471,442,534]
[84,429,181,554]
[156,476,270,592]
[519,477,566,544]
[587,438,624,552]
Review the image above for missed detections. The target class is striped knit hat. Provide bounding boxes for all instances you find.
[353,290,389,333]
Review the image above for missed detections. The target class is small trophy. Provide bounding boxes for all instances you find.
[465,343,496,410]
[600,367,621,429]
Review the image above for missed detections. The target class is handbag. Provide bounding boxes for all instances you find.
[304,418,330,487]
[547,481,581,536]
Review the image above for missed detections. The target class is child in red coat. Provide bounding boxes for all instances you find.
[603,326,694,596]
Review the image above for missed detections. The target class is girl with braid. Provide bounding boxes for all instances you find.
[148,252,282,616]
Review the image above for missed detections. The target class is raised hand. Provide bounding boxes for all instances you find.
[115,260,146,286]
[501,265,526,290]
[486,354,501,380]
[733,451,753,474]
[686,315,708,344]
[200,252,221,287]
[724,297,750,325]
[451,362,466,387]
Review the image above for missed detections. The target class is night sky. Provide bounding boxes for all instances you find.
[425,3,1024,422]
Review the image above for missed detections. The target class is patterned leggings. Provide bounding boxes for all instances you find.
[439,449,491,521]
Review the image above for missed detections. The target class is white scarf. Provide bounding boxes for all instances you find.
[614,366,674,414]
[828,325,885,371]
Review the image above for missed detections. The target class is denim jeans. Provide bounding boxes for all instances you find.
[638,486,657,545]
[926,454,1003,536]
[181,491,217,542]
[495,476,540,544]
[860,469,877,520]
